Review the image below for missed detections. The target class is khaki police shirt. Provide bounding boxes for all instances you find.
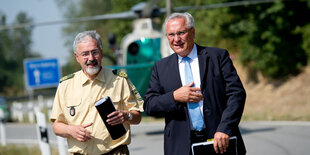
[50,67,144,155]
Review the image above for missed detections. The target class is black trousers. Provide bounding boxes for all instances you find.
[190,129,208,143]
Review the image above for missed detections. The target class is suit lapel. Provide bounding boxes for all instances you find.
[170,53,183,90]
[197,45,210,123]
[197,45,209,91]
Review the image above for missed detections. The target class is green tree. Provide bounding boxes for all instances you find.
[0,12,38,96]
[0,14,10,92]
[231,1,309,79]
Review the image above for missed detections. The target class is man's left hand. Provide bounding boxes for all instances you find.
[213,132,230,154]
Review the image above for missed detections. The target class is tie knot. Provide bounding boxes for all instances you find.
[182,56,191,62]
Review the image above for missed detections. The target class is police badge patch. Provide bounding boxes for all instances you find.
[70,107,75,116]
[132,89,143,101]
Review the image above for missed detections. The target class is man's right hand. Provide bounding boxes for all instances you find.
[173,82,203,103]
[68,122,93,142]
[53,120,93,142]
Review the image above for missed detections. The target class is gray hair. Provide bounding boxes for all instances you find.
[163,12,195,31]
[73,30,103,53]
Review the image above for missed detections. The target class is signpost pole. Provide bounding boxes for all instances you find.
[0,110,6,146]
[36,111,51,155]
[23,58,61,154]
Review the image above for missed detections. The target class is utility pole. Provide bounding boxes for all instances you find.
[166,0,172,16]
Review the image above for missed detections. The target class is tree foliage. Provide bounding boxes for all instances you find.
[0,12,39,96]
[227,0,309,79]
[192,0,310,79]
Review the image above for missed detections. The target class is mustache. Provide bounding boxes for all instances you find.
[86,60,98,66]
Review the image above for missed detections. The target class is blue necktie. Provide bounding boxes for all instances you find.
[183,56,205,131]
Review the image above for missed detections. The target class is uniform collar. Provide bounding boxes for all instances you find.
[80,67,105,85]
[95,68,105,83]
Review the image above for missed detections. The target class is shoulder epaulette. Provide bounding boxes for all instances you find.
[112,69,128,78]
[59,73,75,83]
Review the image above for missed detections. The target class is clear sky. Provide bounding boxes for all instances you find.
[0,0,70,66]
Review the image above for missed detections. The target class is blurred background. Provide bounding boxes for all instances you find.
[0,0,310,154]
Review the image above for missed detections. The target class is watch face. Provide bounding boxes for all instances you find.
[128,112,133,121]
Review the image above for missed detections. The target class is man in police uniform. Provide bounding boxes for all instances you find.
[50,30,144,155]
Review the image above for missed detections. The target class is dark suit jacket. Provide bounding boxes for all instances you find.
[144,44,246,155]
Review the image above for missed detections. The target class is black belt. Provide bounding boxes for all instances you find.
[190,129,207,143]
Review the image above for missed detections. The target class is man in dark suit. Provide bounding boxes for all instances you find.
[144,12,246,155]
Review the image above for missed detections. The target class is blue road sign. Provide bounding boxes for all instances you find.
[24,58,62,90]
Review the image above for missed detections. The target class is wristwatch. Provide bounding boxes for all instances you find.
[128,112,133,121]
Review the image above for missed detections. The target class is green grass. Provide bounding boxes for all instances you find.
[0,144,59,155]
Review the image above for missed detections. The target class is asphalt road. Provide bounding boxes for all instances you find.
[1,121,310,155]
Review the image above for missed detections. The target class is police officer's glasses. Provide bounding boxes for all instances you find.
[79,49,101,59]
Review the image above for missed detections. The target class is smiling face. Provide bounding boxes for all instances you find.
[74,36,103,79]
[166,17,195,57]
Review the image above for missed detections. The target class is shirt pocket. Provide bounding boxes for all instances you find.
[106,95,122,110]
